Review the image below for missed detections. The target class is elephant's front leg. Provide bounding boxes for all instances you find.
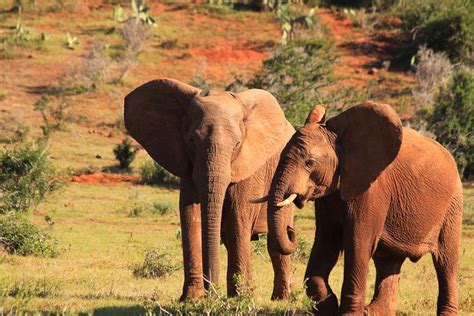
[222,206,253,297]
[179,177,204,300]
[340,199,387,315]
[305,197,343,314]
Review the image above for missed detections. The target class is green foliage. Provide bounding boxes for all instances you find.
[0,213,58,257]
[293,236,311,263]
[319,0,396,8]
[396,0,474,63]
[33,96,71,136]
[131,0,156,26]
[113,138,138,170]
[276,5,315,45]
[247,39,336,128]
[133,247,179,278]
[428,70,474,180]
[151,201,174,216]
[0,143,62,214]
[139,161,180,187]
[65,32,79,50]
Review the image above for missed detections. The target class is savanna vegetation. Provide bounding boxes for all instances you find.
[0,0,473,314]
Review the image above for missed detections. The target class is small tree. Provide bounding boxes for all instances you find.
[113,138,138,170]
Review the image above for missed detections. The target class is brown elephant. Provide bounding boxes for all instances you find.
[267,102,463,315]
[124,78,295,300]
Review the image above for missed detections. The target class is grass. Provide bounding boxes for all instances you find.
[0,183,472,314]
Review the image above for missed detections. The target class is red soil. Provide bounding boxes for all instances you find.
[70,172,139,184]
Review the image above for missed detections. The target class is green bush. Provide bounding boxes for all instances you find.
[247,39,336,128]
[428,70,474,180]
[0,214,58,257]
[0,143,62,214]
[113,138,138,170]
[139,161,180,187]
[397,0,473,63]
[151,201,174,216]
[33,96,71,136]
[133,247,179,278]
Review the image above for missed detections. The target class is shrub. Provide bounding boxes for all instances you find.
[0,114,30,144]
[151,201,174,216]
[428,70,474,180]
[397,0,473,63]
[33,96,71,136]
[0,214,58,257]
[246,39,336,128]
[118,18,151,56]
[133,247,179,278]
[139,161,180,187]
[412,46,453,109]
[113,138,138,170]
[60,41,112,92]
[0,143,62,214]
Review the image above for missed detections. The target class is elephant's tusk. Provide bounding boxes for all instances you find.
[249,196,268,204]
[275,193,298,207]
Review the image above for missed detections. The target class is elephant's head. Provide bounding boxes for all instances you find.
[268,102,403,255]
[124,78,294,287]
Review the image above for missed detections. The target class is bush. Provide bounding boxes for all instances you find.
[397,0,473,63]
[151,201,174,216]
[133,247,179,278]
[428,70,474,180]
[246,39,336,128]
[33,95,71,136]
[139,161,180,187]
[0,143,62,214]
[0,213,58,257]
[113,138,138,170]
[412,46,453,109]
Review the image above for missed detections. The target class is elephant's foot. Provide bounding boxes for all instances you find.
[180,281,204,301]
[312,293,338,315]
[271,288,290,301]
[364,301,395,316]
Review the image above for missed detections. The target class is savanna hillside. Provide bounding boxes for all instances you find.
[0,0,473,314]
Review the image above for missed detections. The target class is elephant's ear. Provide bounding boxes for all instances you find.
[230,89,295,182]
[124,79,201,177]
[326,102,403,201]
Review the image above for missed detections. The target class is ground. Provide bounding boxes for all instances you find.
[0,1,472,314]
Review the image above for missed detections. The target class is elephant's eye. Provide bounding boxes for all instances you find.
[305,158,317,170]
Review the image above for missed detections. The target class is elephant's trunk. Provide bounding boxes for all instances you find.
[268,165,297,255]
[196,143,232,290]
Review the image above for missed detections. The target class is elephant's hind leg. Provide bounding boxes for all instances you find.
[365,254,404,315]
[432,195,462,316]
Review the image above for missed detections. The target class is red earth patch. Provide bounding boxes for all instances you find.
[70,172,139,184]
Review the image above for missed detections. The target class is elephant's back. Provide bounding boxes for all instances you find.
[398,127,459,183]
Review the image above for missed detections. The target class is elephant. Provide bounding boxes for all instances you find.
[124,78,295,300]
[267,102,463,315]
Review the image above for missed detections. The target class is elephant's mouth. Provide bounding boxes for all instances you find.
[294,195,307,209]
[275,191,312,209]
